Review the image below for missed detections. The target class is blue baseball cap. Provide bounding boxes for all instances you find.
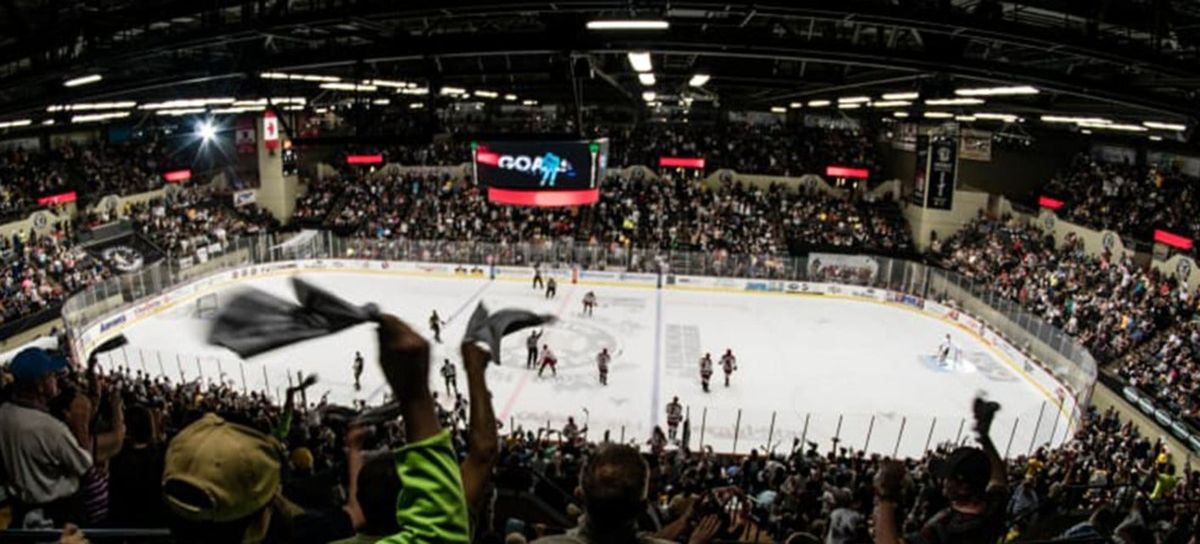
[8,348,68,385]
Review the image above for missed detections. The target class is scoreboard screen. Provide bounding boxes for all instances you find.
[472,139,608,206]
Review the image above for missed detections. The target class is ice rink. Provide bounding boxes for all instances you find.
[109,271,1073,457]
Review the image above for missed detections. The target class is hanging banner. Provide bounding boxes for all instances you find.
[910,134,930,206]
[1091,144,1136,166]
[926,137,958,210]
[959,129,993,162]
[262,111,280,151]
[235,117,256,155]
[232,189,257,207]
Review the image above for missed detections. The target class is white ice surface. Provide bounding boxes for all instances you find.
[110,272,1071,457]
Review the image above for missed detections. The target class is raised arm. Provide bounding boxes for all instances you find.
[973,397,1006,488]
[343,423,369,529]
[459,342,499,509]
[376,314,469,544]
[873,459,906,544]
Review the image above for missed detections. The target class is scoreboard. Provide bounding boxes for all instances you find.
[472,139,609,206]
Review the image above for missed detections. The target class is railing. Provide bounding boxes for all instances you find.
[62,233,1097,457]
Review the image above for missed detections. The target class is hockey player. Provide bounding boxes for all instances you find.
[538,344,558,377]
[352,351,364,391]
[666,396,683,442]
[440,358,458,397]
[596,348,611,385]
[526,329,543,369]
[532,263,544,289]
[429,310,445,343]
[699,353,714,393]
[545,277,557,299]
[937,334,954,367]
[582,291,597,316]
[721,349,738,387]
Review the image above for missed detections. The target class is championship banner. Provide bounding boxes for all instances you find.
[910,134,930,206]
[926,137,958,210]
[807,253,880,285]
[959,129,992,162]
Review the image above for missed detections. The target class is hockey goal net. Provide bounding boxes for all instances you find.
[195,293,219,319]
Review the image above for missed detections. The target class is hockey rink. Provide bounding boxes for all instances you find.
[110,272,1074,457]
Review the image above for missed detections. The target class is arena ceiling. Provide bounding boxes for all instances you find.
[0,0,1198,132]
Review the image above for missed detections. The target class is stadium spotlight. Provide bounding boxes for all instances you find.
[64,74,103,87]
[688,74,711,87]
[627,52,653,73]
[638,73,656,86]
[196,119,217,141]
[588,20,669,30]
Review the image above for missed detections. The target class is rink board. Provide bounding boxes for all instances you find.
[70,260,1084,456]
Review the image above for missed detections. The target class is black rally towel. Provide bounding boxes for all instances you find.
[208,276,380,357]
[462,303,556,365]
[209,277,554,362]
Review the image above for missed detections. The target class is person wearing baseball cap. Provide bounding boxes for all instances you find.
[161,413,288,543]
[873,397,1009,544]
[162,313,470,543]
[0,348,92,526]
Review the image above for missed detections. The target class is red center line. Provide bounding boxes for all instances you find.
[498,283,577,421]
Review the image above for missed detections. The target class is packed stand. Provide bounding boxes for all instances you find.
[933,215,1196,362]
[0,146,73,221]
[6,326,1195,544]
[73,139,172,198]
[1117,319,1200,428]
[609,123,880,178]
[311,170,913,266]
[0,225,109,328]
[126,186,279,262]
[292,175,347,227]
[1043,153,1200,248]
[370,122,879,180]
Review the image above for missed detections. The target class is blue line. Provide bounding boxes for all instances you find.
[447,281,492,323]
[650,289,663,428]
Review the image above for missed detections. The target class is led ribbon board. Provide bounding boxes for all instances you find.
[472,139,609,207]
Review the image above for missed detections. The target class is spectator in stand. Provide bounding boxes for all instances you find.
[1117,319,1200,425]
[934,215,1193,362]
[873,399,1008,544]
[107,404,167,527]
[1044,153,1200,246]
[160,314,470,543]
[0,226,109,328]
[531,443,721,544]
[332,451,403,544]
[0,348,92,527]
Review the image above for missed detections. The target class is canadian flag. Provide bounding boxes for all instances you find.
[263,110,279,150]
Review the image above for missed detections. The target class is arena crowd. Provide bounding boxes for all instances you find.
[1,127,1199,542]
[1,320,1196,543]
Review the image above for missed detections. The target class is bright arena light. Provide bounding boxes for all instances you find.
[197,120,217,141]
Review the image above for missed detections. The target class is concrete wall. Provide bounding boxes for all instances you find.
[0,206,74,239]
[904,190,992,251]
